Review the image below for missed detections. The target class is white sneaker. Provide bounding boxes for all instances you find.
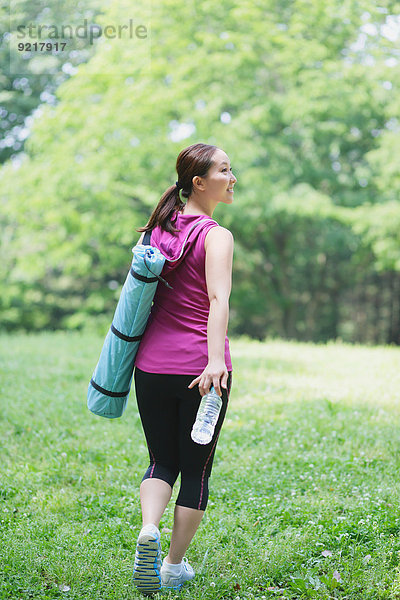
[133,524,161,595]
[161,557,195,590]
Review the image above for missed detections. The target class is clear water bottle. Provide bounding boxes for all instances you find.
[191,386,222,445]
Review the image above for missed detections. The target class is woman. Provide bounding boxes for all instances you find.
[132,142,236,594]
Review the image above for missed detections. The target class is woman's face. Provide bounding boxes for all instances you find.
[200,148,237,204]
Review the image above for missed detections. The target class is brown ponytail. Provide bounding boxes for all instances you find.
[137,143,217,235]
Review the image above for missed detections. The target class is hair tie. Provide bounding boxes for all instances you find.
[175,181,182,191]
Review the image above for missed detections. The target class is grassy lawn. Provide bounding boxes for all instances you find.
[1,332,400,599]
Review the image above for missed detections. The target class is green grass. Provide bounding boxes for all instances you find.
[1,332,400,599]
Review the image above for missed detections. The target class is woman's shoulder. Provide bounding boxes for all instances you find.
[204,225,234,252]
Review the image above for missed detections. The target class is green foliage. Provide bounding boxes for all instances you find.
[0,0,399,342]
[230,185,358,340]
[0,0,104,164]
[351,202,400,271]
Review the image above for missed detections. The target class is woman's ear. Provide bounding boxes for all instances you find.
[192,175,205,192]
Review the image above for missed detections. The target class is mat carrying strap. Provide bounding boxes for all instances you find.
[130,229,173,289]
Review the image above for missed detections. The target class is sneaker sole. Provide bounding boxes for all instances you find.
[133,533,161,595]
[161,581,184,591]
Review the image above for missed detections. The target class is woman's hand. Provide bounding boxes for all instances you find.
[188,360,228,397]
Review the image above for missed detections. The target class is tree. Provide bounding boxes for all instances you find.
[0,0,103,164]
[0,0,399,342]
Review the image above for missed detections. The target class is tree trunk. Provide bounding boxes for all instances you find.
[387,271,400,345]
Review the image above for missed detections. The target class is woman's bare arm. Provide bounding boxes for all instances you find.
[188,226,234,397]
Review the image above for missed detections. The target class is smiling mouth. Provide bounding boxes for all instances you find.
[227,188,234,192]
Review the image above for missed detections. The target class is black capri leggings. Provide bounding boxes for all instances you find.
[134,367,233,511]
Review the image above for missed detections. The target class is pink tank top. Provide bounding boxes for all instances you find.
[134,210,233,374]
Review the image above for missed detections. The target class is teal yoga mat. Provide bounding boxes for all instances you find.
[87,242,166,418]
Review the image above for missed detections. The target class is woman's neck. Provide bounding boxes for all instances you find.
[180,197,214,217]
